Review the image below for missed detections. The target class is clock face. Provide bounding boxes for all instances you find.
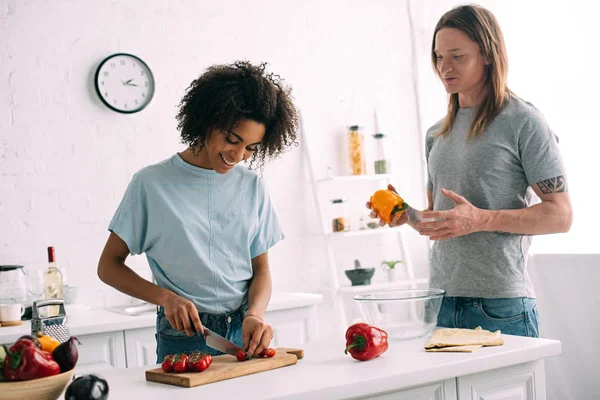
[94,53,155,114]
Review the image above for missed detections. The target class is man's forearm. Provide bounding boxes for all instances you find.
[481,201,572,235]
[247,270,272,318]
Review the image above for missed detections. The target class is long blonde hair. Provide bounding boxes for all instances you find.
[431,5,513,139]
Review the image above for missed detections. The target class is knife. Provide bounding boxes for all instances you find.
[203,327,250,358]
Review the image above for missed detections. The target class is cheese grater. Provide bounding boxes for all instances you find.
[31,299,70,343]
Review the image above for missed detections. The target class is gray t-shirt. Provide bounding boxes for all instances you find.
[425,96,565,298]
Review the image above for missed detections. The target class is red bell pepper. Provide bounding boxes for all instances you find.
[2,345,19,381]
[344,323,389,361]
[3,344,60,381]
[9,338,37,353]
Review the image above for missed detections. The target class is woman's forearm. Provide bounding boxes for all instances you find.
[246,269,272,318]
[97,257,174,306]
[481,200,572,235]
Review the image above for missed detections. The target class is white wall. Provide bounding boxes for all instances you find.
[410,0,600,254]
[0,0,430,339]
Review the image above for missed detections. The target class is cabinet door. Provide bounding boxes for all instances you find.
[76,331,126,371]
[124,327,157,368]
[362,379,458,400]
[266,305,319,347]
[457,360,546,400]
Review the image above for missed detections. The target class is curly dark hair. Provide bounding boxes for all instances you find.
[176,61,299,170]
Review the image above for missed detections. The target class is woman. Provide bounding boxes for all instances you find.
[369,5,572,337]
[98,61,299,361]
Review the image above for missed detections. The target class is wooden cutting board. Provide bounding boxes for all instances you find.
[145,347,304,388]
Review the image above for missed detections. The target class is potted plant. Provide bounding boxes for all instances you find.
[380,260,403,282]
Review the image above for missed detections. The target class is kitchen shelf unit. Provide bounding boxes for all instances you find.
[299,116,420,333]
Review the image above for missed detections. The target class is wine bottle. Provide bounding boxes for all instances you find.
[44,246,64,317]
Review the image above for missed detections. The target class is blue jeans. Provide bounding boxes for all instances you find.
[155,303,247,363]
[437,297,540,338]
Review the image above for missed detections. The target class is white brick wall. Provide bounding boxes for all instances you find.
[0,0,430,337]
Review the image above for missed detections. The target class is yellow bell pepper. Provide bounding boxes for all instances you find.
[369,189,408,224]
[36,332,61,353]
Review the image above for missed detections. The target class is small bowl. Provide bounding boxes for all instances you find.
[354,288,445,340]
[0,369,75,400]
[344,268,375,286]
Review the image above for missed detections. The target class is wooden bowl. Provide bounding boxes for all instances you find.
[0,369,75,400]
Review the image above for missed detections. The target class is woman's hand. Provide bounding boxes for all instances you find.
[242,314,273,357]
[418,188,486,240]
[366,184,409,227]
[162,292,204,337]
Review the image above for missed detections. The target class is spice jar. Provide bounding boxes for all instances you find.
[373,133,389,174]
[348,125,366,175]
[331,198,350,232]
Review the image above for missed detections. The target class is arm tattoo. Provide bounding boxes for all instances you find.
[536,175,568,194]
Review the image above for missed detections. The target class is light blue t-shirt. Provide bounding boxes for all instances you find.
[108,154,284,313]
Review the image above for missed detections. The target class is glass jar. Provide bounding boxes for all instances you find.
[331,198,350,232]
[373,133,389,174]
[348,125,366,175]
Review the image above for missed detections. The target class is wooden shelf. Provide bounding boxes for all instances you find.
[327,226,401,238]
[316,174,392,183]
[338,278,429,294]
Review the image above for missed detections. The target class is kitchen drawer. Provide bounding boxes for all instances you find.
[359,379,457,400]
[456,360,545,400]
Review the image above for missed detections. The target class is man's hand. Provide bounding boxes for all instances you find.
[366,184,409,227]
[242,315,273,357]
[417,188,486,240]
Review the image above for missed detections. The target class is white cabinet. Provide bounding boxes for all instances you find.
[124,327,157,368]
[268,305,319,347]
[353,361,546,400]
[76,331,126,370]
[457,361,546,400]
[362,379,458,400]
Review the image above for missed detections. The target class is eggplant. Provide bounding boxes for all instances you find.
[64,374,109,400]
[52,336,81,372]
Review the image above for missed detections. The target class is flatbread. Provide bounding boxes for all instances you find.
[425,344,484,353]
[425,326,504,349]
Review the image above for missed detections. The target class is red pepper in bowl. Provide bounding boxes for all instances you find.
[3,344,60,381]
[344,323,389,361]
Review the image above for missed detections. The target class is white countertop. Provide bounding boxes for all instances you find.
[0,292,323,344]
[87,333,561,400]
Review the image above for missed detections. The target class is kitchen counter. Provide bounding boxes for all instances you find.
[0,292,323,345]
[82,333,561,400]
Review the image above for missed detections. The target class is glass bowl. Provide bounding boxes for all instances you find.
[354,288,445,340]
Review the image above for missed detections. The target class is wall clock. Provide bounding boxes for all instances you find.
[94,53,155,114]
